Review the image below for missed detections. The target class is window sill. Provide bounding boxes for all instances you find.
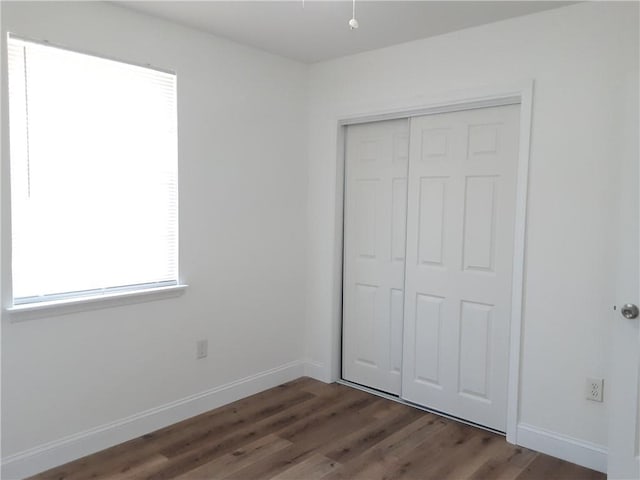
[5,284,188,320]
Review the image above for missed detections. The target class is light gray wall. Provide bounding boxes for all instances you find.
[304,1,638,448]
[1,0,308,458]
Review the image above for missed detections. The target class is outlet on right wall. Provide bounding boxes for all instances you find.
[305,1,638,469]
[586,378,604,403]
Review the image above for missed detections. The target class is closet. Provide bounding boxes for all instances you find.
[342,104,520,432]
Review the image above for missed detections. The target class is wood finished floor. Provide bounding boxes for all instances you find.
[30,377,605,480]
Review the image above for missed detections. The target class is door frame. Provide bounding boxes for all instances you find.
[331,81,534,443]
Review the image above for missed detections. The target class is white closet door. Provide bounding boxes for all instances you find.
[401,105,520,431]
[342,119,409,395]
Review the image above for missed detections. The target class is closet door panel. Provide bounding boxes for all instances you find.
[401,105,520,431]
[342,119,409,395]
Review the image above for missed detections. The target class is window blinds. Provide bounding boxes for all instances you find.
[7,37,179,303]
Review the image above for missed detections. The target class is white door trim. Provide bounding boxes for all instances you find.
[332,81,534,444]
[338,96,521,127]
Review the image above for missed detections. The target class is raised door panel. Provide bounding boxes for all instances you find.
[353,284,379,368]
[389,288,405,376]
[417,177,448,267]
[462,176,498,273]
[391,178,408,263]
[413,293,444,388]
[354,180,378,260]
[458,301,493,401]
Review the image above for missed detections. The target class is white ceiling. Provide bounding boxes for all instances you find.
[116,1,574,63]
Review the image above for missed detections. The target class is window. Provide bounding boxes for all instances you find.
[7,36,179,306]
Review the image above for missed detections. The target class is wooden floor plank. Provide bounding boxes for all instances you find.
[173,433,292,480]
[322,413,449,480]
[225,394,386,480]
[143,386,372,479]
[269,453,340,480]
[106,454,169,480]
[158,388,314,458]
[401,428,503,480]
[514,454,605,480]
[467,443,538,480]
[223,443,317,480]
[29,377,606,480]
[354,422,477,480]
[323,402,423,463]
[274,395,383,447]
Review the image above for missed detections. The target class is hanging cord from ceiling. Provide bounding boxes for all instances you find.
[300,0,359,30]
[349,0,359,29]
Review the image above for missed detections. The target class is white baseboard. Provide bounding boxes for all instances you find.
[1,360,305,480]
[516,423,607,473]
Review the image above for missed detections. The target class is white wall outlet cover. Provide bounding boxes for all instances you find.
[586,377,604,402]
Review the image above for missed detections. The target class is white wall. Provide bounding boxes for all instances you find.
[0,0,308,472]
[305,0,638,453]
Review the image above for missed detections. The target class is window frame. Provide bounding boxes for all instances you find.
[3,33,187,317]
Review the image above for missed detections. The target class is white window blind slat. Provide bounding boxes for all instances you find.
[8,37,179,304]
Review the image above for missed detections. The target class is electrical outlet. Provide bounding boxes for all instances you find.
[196,339,208,359]
[586,377,604,402]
